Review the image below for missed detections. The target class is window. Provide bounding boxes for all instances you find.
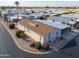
[56,32,58,38]
[48,32,51,40]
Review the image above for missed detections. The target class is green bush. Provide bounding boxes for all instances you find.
[29,41,35,47]
[9,23,15,29]
[42,43,49,50]
[16,30,26,38]
[34,42,41,50]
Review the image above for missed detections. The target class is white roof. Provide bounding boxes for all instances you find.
[34,20,68,29]
[61,14,79,19]
[68,21,76,25]
[30,12,44,17]
[76,19,79,22]
[9,15,22,20]
[48,16,76,24]
[52,10,69,14]
[20,14,30,17]
[1,11,8,14]
[45,13,58,16]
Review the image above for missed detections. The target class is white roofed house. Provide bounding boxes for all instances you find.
[60,14,79,28]
[7,14,22,22]
[45,12,58,17]
[26,9,32,14]
[7,9,17,15]
[30,12,44,19]
[61,14,79,21]
[1,10,9,21]
[16,19,61,45]
[1,10,8,15]
[1,9,17,21]
[47,16,76,28]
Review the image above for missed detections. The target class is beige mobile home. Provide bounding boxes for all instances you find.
[16,19,61,45]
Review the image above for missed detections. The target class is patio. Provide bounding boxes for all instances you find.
[49,31,78,51]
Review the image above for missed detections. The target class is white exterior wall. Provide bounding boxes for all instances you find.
[25,27,41,42]
[16,23,44,44]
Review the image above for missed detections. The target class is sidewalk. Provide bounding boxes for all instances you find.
[1,20,54,54]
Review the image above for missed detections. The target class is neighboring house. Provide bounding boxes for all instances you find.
[61,14,79,22]
[1,9,17,16]
[16,19,61,45]
[8,14,22,22]
[30,12,44,19]
[7,9,17,15]
[26,9,32,14]
[1,10,8,15]
[1,10,8,18]
[1,10,9,21]
[47,16,76,28]
[34,20,69,34]
[45,12,58,17]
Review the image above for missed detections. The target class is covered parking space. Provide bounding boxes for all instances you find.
[61,27,71,34]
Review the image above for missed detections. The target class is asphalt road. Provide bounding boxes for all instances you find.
[0,21,79,58]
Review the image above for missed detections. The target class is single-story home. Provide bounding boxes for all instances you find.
[61,14,79,22]
[45,12,58,17]
[30,12,44,19]
[7,9,17,15]
[7,14,22,22]
[1,10,8,15]
[16,19,61,45]
[47,16,76,28]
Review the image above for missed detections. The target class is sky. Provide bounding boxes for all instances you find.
[0,0,79,7]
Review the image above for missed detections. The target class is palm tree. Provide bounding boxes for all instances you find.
[15,1,20,21]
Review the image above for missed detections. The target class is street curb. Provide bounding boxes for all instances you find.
[1,21,55,54]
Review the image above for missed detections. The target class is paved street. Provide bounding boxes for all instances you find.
[0,21,79,58]
[0,21,45,58]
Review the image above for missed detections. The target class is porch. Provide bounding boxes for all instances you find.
[49,31,78,51]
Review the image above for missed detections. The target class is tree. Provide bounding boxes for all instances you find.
[15,1,20,20]
[9,23,15,29]
[16,30,26,38]
[34,42,41,50]
[1,6,6,10]
[42,43,49,50]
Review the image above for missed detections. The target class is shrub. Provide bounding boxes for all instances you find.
[29,41,35,47]
[34,42,41,50]
[42,43,49,51]
[16,30,26,38]
[9,23,15,29]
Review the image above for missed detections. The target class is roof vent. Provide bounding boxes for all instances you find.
[29,22,39,27]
